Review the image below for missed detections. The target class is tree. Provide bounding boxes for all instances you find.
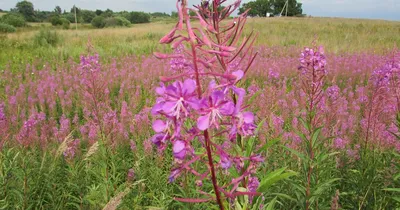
[101,9,113,18]
[91,16,105,28]
[239,0,272,17]
[95,9,103,16]
[54,6,62,15]
[81,10,96,23]
[239,0,302,17]
[15,1,35,22]
[70,5,80,15]
[272,0,302,16]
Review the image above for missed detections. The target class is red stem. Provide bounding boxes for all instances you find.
[182,1,224,209]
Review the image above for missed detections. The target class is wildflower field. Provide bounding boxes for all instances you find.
[1,1,400,209]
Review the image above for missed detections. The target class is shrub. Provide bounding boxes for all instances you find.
[81,10,96,23]
[62,13,83,24]
[104,16,131,28]
[61,18,70,29]
[91,16,105,28]
[34,29,61,47]
[50,16,70,29]
[114,16,131,27]
[50,16,62,26]
[126,12,150,24]
[0,23,16,33]
[1,13,26,27]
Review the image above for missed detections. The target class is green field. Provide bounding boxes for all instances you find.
[1,16,400,209]
[1,17,400,70]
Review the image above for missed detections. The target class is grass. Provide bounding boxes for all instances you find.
[0,16,400,209]
[1,17,399,70]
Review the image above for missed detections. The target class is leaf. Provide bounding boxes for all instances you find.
[298,117,310,132]
[270,193,296,202]
[312,178,341,199]
[257,138,280,153]
[383,188,400,193]
[311,127,322,147]
[282,145,309,162]
[248,90,262,105]
[258,167,297,193]
[173,197,212,203]
[265,197,278,210]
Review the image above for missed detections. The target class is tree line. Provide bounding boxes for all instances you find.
[239,0,303,17]
[1,1,174,29]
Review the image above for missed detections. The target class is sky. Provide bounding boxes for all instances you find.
[0,0,399,21]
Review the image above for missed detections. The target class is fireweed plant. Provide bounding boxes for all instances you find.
[151,0,263,208]
[290,42,340,209]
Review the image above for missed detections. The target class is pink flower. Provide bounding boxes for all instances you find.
[197,91,235,131]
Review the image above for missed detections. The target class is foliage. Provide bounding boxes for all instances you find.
[0,23,16,33]
[62,12,83,24]
[15,0,35,22]
[81,10,96,23]
[125,11,150,24]
[0,13,26,27]
[239,0,302,17]
[33,28,61,47]
[104,16,131,28]
[91,16,106,28]
[54,6,62,15]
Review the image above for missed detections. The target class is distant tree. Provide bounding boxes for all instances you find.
[171,11,178,18]
[101,9,113,18]
[62,13,83,23]
[0,9,3,12]
[272,0,302,16]
[95,9,103,16]
[35,10,52,22]
[1,13,26,27]
[81,10,96,23]
[91,16,105,28]
[15,1,35,22]
[70,5,81,18]
[54,6,62,15]
[239,0,302,17]
[126,11,150,24]
[151,12,170,18]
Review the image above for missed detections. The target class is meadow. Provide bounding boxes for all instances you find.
[0,12,400,210]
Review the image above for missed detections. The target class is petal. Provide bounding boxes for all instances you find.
[151,102,164,115]
[156,87,165,95]
[211,91,225,105]
[162,101,176,113]
[197,114,210,130]
[173,140,185,153]
[243,112,254,124]
[232,70,244,81]
[220,101,235,116]
[152,120,166,133]
[183,79,196,94]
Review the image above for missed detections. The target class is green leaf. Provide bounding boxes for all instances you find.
[311,127,322,147]
[383,188,400,193]
[258,167,297,193]
[265,197,278,210]
[257,138,280,153]
[298,117,310,132]
[282,145,309,162]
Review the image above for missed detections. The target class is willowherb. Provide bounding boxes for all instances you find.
[151,0,261,208]
[297,41,328,210]
[362,49,400,150]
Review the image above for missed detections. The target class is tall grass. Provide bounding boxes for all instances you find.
[1,17,400,70]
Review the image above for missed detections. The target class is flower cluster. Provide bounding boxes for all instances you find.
[151,0,262,206]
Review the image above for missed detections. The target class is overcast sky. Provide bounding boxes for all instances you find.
[1,0,399,21]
